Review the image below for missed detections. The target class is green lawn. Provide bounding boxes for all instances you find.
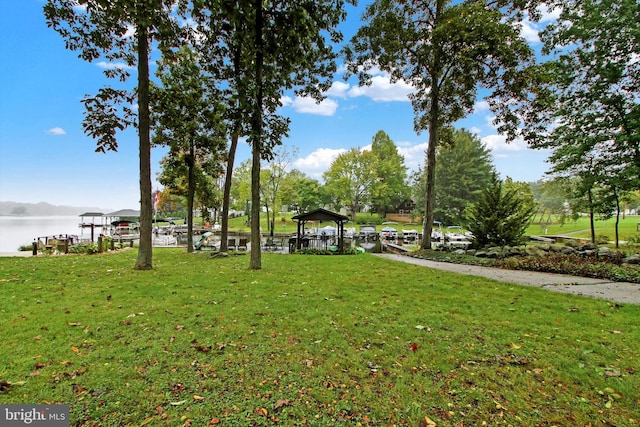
[1,249,639,425]
[526,215,640,243]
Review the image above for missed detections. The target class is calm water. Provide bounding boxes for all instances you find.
[0,216,96,252]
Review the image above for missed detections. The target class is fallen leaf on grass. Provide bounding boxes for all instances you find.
[411,343,419,352]
[140,416,155,426]
[0,380,12,393]
[419,415,437,426]
[255,407,268,416]
[193,394,205,401]
[72,384,88,394]
[275,399,291,409]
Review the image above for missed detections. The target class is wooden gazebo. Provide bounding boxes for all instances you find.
[291,208,350,253]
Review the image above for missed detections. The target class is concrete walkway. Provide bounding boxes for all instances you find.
[375,253,640,305]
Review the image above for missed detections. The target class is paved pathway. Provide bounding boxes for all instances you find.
[375,253,640,305]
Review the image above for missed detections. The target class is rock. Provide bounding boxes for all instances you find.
[623,254,640,265]
[475,251,487,258]
[525,246,541,256]
[452,249,466,255]
[565,240,580,249]
[598,247,613,257]
[560,246,576,255]
[549,244,564,253]
[579,243,597,251]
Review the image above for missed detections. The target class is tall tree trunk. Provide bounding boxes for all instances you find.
[221,37,244,254]
[420,0,444,251]
[220,132,238,253]
[249,0,264,270]
[186,141,195,253]
[588,187,595,244]
[135,23,153,270]
[614,190,620,249]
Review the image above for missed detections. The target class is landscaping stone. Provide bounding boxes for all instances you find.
[580,243,597,251]
[623,254,640,265]
[598,247,613,257]
[565,240,580,249]
[432,242,640,268]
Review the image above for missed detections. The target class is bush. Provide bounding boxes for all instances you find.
[466,178,534,247]
[499,253,640,283]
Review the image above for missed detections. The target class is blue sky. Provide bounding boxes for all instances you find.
[0,0,555,211]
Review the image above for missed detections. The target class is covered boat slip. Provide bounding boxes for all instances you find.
[291,208,350,253]
[195,208,352,253]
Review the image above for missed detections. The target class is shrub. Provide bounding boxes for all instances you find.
[466,178,534,248]
[499,253,640,283]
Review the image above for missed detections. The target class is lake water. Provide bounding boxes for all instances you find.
[0,216,95,252]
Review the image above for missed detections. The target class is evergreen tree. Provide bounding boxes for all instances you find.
[434,129,495,224]
[466,177,535,247]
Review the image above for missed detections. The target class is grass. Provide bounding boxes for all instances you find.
[526,215,640,244]
[1,249,639,426]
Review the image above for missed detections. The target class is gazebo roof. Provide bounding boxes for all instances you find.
[291,208,349,223]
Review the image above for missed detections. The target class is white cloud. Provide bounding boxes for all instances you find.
[288,96,339,116]
[481,134,527,152]
[326,81,350,99]
[281,96,293,107]
[347,74,414,102]
[519,5,561,44]
[71,2,87,13]
[293,148,346,179]
[537,4,562,23]
[46,127,66,136]
[96,61,135,70]
[473,100,490,113]
[519,20,541,44]
[396,141,428,171]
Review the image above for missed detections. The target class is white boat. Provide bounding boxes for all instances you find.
[445,226,472,248]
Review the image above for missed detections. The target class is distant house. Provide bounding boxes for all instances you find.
[385,199,420,223]
[394,199,416,215]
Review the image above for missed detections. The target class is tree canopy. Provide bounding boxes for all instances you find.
[369,130,408,216]
[44,0,182,270]
[345,0,536,249]
[152,46,227,252]
[323,148,377,221]
[191,0,353,269]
